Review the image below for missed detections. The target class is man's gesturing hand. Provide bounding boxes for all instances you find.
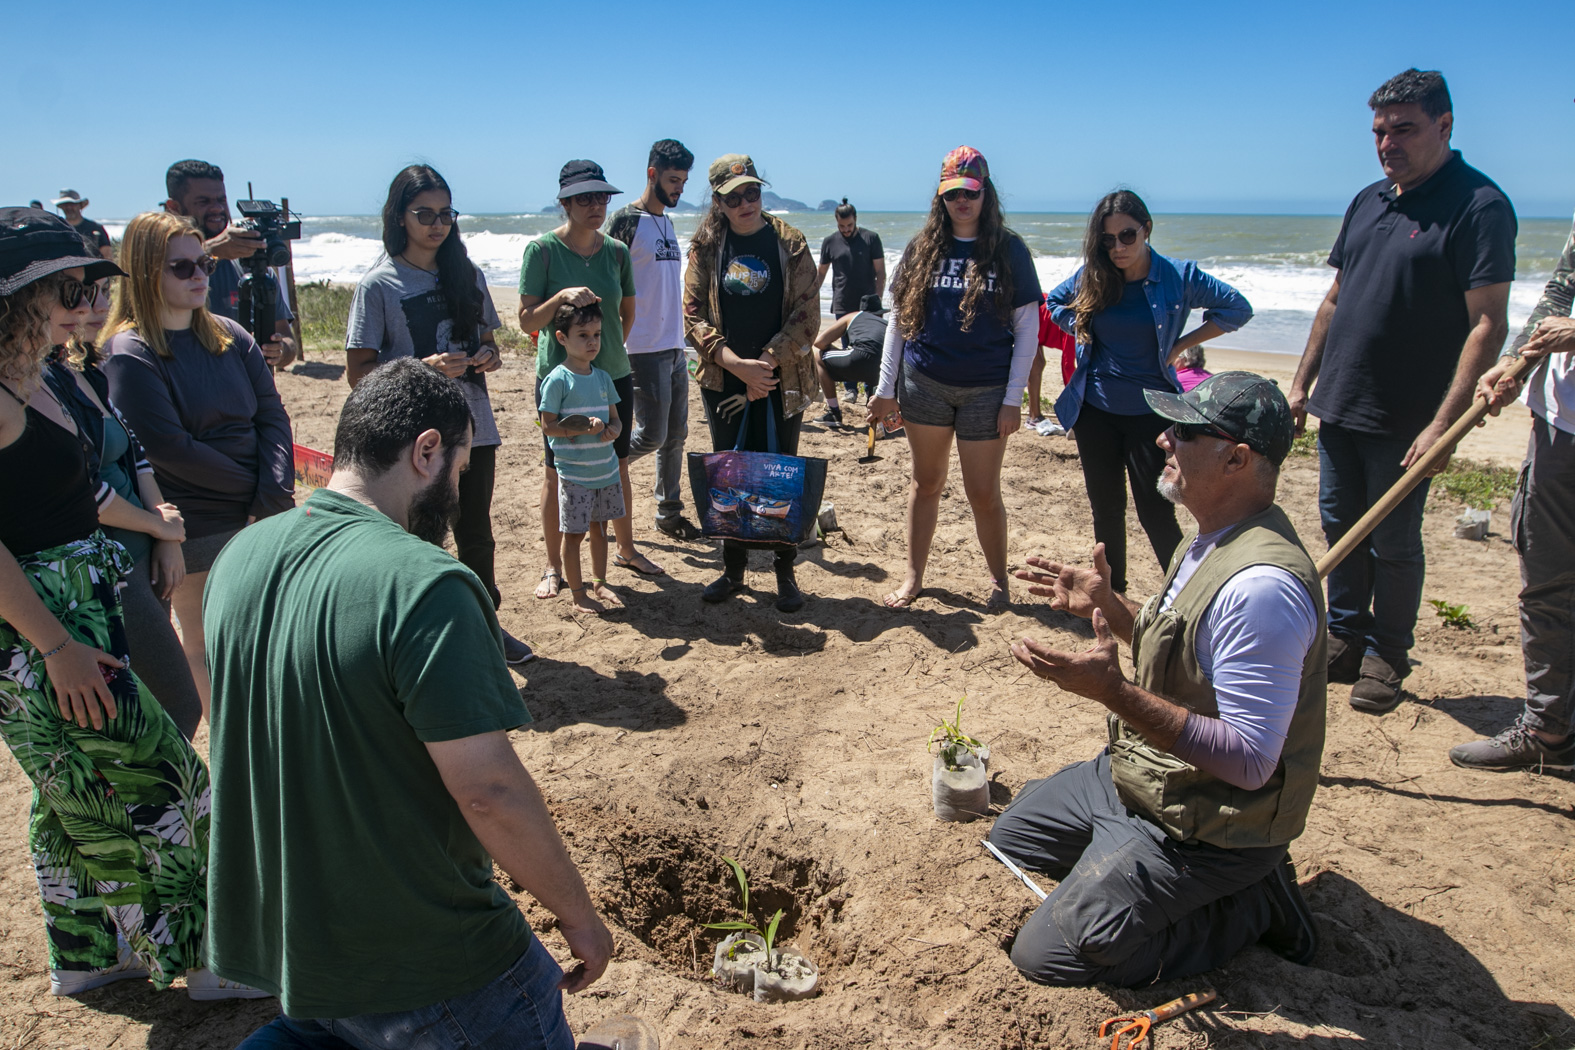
[1014,543,1115,621]
[557,912,615,993]
[1009,608,1128,705]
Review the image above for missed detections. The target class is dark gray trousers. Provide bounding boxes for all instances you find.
[987,750,1285,987]
[1513,416,1575,738]
[119,552,202,740]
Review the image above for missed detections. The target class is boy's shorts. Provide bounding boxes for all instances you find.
[558,476,626,534]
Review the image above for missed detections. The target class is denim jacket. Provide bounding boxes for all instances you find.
[1047,249,1252,428]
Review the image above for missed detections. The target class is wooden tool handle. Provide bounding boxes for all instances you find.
[1150,988,1217,1022]
[1315,354,1535,580]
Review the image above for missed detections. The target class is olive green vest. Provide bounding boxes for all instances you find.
[1110,504,1327,849]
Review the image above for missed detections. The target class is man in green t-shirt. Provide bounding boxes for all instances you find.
[205,359,618,1047]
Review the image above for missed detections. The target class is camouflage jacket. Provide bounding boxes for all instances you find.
[682,212,822,417]
[1511,215,1575,352]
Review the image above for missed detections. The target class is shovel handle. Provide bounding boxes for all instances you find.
[1148,988,1217,1023]
[1315,353,1535,580]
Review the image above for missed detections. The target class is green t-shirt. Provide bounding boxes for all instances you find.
[202,488,534,1019]
[519,231,636,380]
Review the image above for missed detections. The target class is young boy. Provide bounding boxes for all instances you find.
[538,302,626,614]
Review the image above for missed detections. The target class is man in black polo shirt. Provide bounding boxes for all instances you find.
[817,199,885,403]
[1288,68,1515,714]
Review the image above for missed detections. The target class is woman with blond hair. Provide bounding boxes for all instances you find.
[0,208,258,1000]
[867,146,1043,611]
[103,211,293,721]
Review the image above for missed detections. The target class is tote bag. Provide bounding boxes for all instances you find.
[687,399,828,546]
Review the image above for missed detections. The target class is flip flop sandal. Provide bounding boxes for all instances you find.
[535,570,563,599]
[590,578,625,609]
[613,553,666,576]
[985,579,1011,612]
[883,589,922,610]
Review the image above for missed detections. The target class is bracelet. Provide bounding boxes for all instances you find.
[38,638,71,660]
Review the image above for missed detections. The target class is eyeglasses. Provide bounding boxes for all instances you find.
[1171,421,1239,444]
[168,255,219,280]
[1099,227,1143,250]
[569,192,611,208]
[58,279,95,310]
[720,185,762,208]
[409,207,459,226]
[942,188,981,202]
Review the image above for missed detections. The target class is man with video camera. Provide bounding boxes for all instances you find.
[164,159,298,369]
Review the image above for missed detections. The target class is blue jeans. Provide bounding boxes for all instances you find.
[1318,421,1430,669]
[235,938,573,1050]
[626,348,690,523]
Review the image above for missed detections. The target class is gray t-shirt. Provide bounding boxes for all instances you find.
[345,255,501,446]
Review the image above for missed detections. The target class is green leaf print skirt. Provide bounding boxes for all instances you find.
[0,531,209,987]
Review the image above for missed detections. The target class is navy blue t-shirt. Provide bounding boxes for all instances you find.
[1083,278,1169,415]
[903,234,1042,387]
[1307,151,1516,437]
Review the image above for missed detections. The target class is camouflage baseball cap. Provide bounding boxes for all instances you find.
[708,154,767,196]
[1144,371,1295,466]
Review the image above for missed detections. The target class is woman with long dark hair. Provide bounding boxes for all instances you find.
[48,275,202,739]
[0,209,257,1000]
[867,146,1043,610]
[683,153,822,611]
[103,211,295,721]
[1046,191,1252,593]
[344,164,533,667]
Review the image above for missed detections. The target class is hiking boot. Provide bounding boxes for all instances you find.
[702,574,745,604]
[1258,856,1318,965]
[655,515,702,541]
[815,405,844,426]
[1326,633,1362,684]
[1449,718,1575,773]
[1349,652,1405,714]
[502,630,536,667]
[774,565,805,613]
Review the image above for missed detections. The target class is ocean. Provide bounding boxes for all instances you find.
[105,211,1571,356]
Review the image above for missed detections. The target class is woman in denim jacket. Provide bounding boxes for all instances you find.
[1046,191,1252,593]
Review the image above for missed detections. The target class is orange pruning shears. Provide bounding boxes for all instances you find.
[1099,989,1216,1050]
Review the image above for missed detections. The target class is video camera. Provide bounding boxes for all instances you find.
[233,188,302,349]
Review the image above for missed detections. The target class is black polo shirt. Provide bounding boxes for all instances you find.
[819,227,883,316]
[1307,151,1516,438]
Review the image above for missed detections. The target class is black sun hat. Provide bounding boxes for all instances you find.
[555,160,621,200]
[0,208,123,295]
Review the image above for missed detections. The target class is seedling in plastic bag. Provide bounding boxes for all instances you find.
[929,695,986,771]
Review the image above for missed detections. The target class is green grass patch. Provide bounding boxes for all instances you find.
[1431,458,1519,510]
[1288,427,1319,458]
[295,281,353,355]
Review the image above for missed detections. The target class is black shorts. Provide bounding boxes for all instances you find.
[819,344,881,386]
[537,371,634,471]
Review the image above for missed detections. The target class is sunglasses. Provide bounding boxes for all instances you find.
[1100,227,1143,250]
[942,188,981,202]
[58,278,102,310]
[1171,420,1239,444]
[409,207,459,226]
[720,185,762,208]
[168,255,219,280]
[569,192,611,208]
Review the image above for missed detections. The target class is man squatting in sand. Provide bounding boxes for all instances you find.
[990,373,1323,986]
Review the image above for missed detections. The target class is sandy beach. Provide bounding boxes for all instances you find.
[0,312,1569,1050]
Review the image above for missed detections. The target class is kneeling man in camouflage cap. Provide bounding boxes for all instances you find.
[993,372,1324,986]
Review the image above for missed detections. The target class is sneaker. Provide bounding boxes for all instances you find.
[185,968,273,1001]
[1349,652,1405,714]
[51,944,149,996]
[502,630,536,667]
[655,516,702,541]
[814,405,843,426]
[702,574,745,604]
[774,566,805,613]
[1258,856,1318,965]
[1449,718,1575,773]
[1327,633,1362,684]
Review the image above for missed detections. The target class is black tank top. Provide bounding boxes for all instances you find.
[0,385,100,556]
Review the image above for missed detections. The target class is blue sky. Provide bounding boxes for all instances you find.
[7,0,1571,219]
